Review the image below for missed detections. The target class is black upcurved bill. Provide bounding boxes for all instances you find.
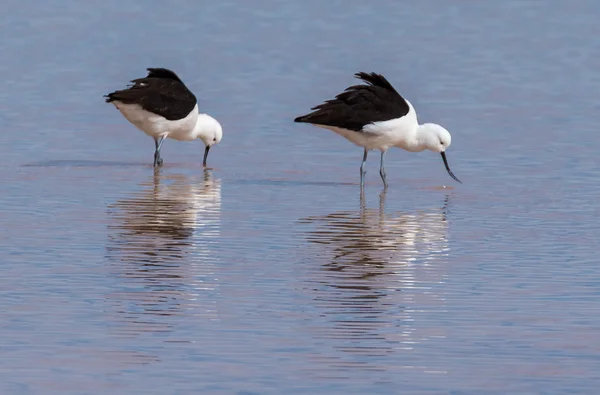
[440,152,462,184]
[203,145,210,167]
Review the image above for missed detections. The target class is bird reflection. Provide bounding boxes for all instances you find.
[299,191,450,369]
[105,170,221,337]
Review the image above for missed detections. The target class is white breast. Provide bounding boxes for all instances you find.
[362,100,422,152]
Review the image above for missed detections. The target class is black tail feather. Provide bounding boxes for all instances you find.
[104,92,116,103]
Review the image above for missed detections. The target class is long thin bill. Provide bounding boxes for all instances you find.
[203,145,211,167]
[440,152,462,184]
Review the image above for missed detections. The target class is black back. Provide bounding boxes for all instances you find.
[105,68,197,121]
[294,72,410,131]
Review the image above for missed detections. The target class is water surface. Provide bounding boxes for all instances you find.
[1,1,600,394]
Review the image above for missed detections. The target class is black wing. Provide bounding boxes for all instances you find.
[143,67,184,82]
[105,68,197,121]
[294,72,410,131]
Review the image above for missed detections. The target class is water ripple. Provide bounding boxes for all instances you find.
[104,171,222,337]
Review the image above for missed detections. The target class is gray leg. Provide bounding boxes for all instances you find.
[379,150,388,188]
[379,188,387,219]
[360,148,368,189]
[154,136,165,167]
[360,186,366,213]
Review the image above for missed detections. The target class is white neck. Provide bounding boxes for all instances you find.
[394,123,428,152]
[392,123,439,152]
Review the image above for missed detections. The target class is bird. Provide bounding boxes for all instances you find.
[105,67,222,168]
[294,72,462,188]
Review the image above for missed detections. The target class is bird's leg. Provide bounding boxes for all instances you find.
[360,148,368,189]
[379,150,388,188]
[360,186,366,212]
[153,136,166,167]
[379,188,387,219]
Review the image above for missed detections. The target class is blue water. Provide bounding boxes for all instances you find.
[1,1,600,394]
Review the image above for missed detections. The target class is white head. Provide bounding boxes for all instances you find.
[418,123,462,184]
[194,114,223,167]
[195,114,222,146]
[419,123,452,153]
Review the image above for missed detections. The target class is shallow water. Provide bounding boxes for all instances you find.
[2,1,600,394]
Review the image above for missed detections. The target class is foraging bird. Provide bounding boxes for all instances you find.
[294,72,461,188]
[105,68,222,168]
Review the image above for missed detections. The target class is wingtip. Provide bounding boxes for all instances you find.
[145,67,167,74]
[352,71,399,95]
[146,67,165,73]
[144,67,183,82]
[354,71,366,80]
[354,71,382,81]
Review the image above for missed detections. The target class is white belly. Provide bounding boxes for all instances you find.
[314,105,421,152]
[112,102,199,141]
[316,125,401,151]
